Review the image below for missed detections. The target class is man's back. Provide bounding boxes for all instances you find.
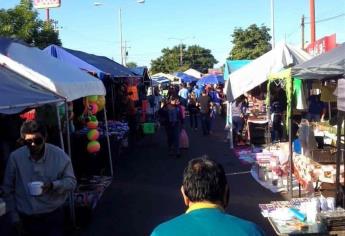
[198,95,211,114]
[151,208,264,236]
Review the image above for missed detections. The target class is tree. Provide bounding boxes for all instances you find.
[126,62,137,68]
[150,44,217,74]
[0,0,61,48]
[228,24,271,60]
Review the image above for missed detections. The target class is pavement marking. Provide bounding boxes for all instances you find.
[225,171,251,176]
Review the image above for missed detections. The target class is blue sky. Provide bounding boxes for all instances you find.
[1,0,345,68]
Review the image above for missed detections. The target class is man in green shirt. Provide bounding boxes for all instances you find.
[151,157,265,236]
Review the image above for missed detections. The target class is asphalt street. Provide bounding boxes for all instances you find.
[79,115,284,236]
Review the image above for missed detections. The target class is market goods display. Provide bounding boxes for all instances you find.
[83,95,105,154]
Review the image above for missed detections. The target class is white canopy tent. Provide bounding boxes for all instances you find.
[151,72,176,81]
[184,68,202,79]
[0,38,106,100]
[0,55,64,114]
[223,43,312,149]
[224,42,312,102]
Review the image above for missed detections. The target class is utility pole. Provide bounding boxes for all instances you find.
[119,8,124,65]
[46,8,50,22]
[168,37,190,67]
[179,43,183,67]
[310,0,316,44]
[123,41,131,66]
[301,15,305,50]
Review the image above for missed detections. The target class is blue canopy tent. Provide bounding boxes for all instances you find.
[223,60,252,82]
[197,74,224,86]
[130,66,150,84]
[43,45,138,79]
[174,72,197,83]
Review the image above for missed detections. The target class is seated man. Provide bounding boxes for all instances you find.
[151,157,265,236]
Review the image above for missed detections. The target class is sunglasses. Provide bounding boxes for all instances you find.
[24,137,44,146]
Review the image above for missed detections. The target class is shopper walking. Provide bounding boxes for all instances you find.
[197,89,211,135]
[187,92,198,130]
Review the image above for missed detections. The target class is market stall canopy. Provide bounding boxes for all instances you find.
[223,60,252,81]
[224,42,312,101]
[130,66,150,81]
[44,45,138,78]
[292,42,345,80]
[151,72,176,81]
[43,44,102,76]
[184,68,202,79]
[0,38,105,101]
[197,74,224,86]
[0,54,64,114]
[174,72,197,83]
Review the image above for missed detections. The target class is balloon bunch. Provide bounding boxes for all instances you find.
[83,95,105,154]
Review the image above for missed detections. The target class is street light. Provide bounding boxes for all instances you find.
[94,1,145,65]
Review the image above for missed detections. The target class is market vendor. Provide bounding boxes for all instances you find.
[307,94,326,122]
[2,120,76,235]
[270,88,287,142]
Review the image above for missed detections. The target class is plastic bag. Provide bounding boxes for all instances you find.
[179,128,189,149]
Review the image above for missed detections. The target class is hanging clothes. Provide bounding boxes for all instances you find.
[127,85,139,101]
[334,78,345,112]
[293,79,307,110]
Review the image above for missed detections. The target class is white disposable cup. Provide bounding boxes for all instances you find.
[28,181,44,196]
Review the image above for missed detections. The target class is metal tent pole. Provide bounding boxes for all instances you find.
[227,101,233,149]
[55,103,65,149]
[288,78,294,198]
[65,102,75,227]
[103,107,114,177]
[336,110,344,206]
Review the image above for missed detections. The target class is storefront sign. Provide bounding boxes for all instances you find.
[305,34,337,56]
[33,0,61,9]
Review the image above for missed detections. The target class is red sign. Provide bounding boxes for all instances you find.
[305,34,337,56]
[33,0,61,9]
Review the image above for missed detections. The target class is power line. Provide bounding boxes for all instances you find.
[305,13,345,24]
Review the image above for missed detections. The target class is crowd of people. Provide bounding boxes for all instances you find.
[148,82,226,158]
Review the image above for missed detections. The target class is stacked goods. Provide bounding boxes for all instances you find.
[318,208,345,231]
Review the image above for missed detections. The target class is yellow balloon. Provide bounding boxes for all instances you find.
[96,96,106,111]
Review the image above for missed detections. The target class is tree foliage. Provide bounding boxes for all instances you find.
[0,0,61,48]
[150,44,218,74]
[228,24,271,60]
[126,62,138,68]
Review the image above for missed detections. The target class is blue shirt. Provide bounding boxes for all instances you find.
[151,205,265,236]
[193,88,202,98]
[178,88,189,99]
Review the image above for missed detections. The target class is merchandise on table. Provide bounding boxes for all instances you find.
[78,121,129,141]
[260,198,344,235]
[293,153,344,188]
[318,208,345,231]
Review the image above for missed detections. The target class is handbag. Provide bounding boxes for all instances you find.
[179,128,189,149]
